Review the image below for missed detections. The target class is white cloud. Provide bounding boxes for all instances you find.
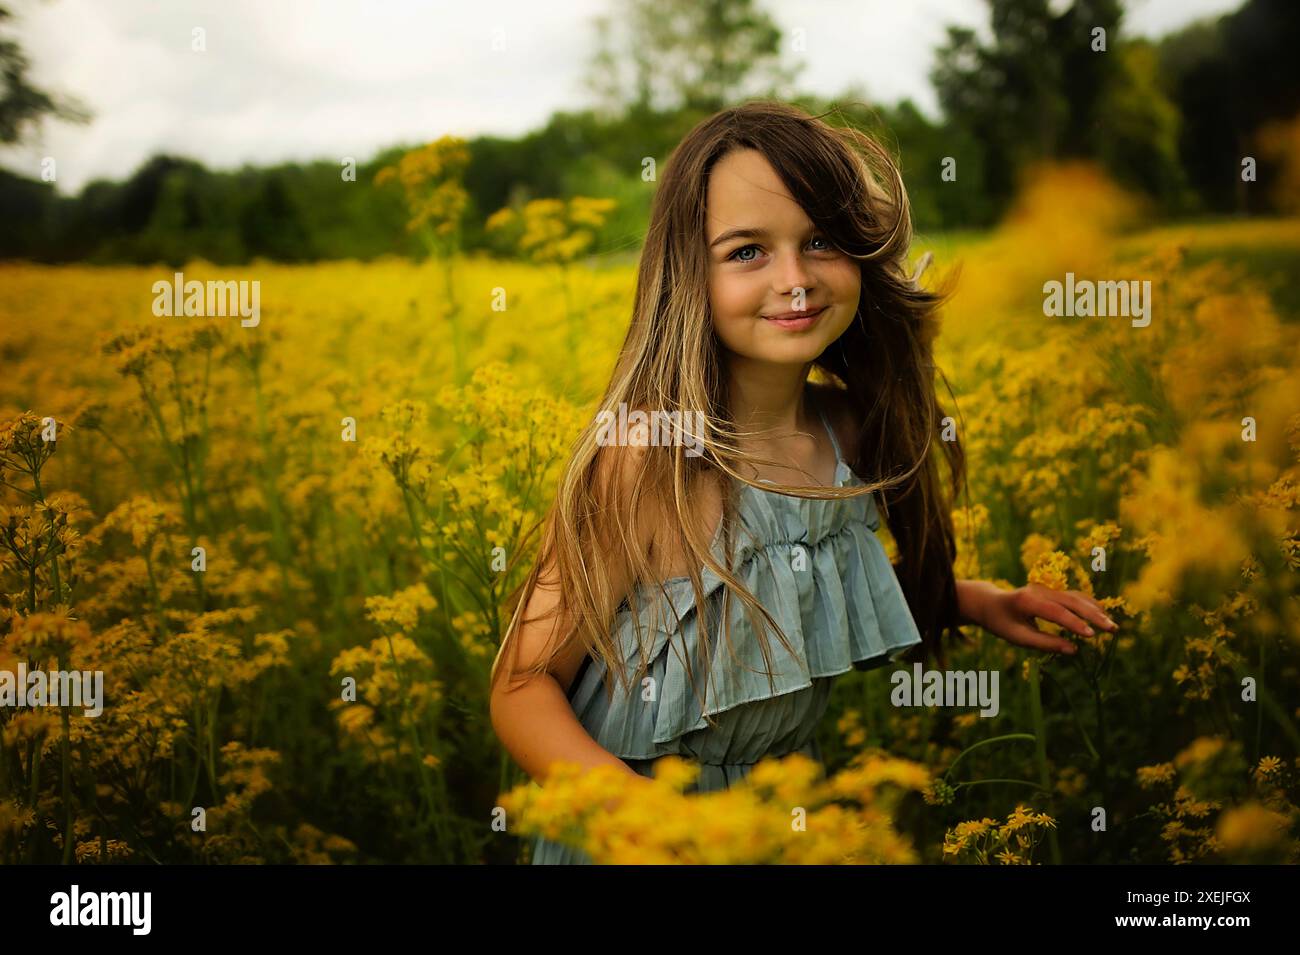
[0,0,1246,194]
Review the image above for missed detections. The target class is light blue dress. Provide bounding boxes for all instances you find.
[528,402,922,863]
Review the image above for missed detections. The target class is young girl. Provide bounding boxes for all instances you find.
[488,100,1118,865]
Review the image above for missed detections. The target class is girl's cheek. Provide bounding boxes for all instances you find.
[714,276,758,321]
[826,259,861,298]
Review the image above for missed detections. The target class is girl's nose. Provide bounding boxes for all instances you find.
[773,248,814,297]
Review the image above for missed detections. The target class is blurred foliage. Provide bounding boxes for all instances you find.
[0,0,1297,264]
[0,3,91,145]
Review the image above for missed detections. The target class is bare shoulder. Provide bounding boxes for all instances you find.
[809,381,860,462]
[593,410,725,583]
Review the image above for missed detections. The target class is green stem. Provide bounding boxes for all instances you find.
[142,547,170,641]
[1255,635,1265,764]
[379,630,447,855]
[1026,659,1063,864]
[58,652,73,864]
[953,778,1051,793]
[1039,667,1101,764]
[943,733,1036,782]
[440,251,465,386]
[1230,658,1300,752]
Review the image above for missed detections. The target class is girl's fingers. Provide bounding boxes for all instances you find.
[1018,592,1096,639]
[1004,622,1076,655]
[1063,590,1118,631]
[1023,583,1118,632]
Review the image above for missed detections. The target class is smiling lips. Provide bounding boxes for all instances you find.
[762,304,827,322]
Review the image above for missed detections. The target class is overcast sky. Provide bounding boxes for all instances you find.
[0,0,1245,195]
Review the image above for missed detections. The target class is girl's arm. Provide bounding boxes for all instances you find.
[828,389,1115,657]
[490,569,645,786]
[490,445,654,787]
[491,678,645,785]
[954,578,1002,629]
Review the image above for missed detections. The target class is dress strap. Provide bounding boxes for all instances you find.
[815,399,843,463]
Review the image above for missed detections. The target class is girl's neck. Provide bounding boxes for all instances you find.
[724,357,815,438]
[724,360,837,485]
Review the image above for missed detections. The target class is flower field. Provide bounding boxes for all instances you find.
[2,164,1297,863]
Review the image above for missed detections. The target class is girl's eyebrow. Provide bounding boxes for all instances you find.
[708,224,817,250]
[709,227,766,249]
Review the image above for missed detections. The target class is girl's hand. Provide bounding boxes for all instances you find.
[963,581,1118,656]
[599,767,654,813]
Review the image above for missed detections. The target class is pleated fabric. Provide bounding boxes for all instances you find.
[529,406,922,864]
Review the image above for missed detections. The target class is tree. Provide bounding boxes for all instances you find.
[931,0,1087,209]
[931,0,1193,214]
[1159,0,1300,214]
[582,0,801,118]
[0,3,90,144]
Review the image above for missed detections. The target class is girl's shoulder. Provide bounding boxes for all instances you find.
[592,423,726,584]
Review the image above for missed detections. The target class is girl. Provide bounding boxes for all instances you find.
[488,100,1117,865]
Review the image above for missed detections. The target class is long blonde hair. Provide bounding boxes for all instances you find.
[490,100,968,719]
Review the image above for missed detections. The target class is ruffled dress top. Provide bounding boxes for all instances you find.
[529,401,922,864]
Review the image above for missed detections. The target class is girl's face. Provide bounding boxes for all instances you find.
[705,148,860,367]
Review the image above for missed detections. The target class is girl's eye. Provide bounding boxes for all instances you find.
[727,236,833,262]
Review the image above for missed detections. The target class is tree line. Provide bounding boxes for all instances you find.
[0,0,1296,265]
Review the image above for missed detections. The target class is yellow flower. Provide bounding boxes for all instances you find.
[1027,550,1072,591]
[1216,802,1291,855]
[1255,756,1283,779]
[364,583,437,633]
[1137,763,1176,788]
[1174,736,1227,770]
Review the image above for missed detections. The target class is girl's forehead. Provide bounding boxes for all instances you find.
[707,196,806,244]
[708,149,788,199]
[706,156,810,238]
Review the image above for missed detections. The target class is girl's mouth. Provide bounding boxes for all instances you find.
[761,305,827,330]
